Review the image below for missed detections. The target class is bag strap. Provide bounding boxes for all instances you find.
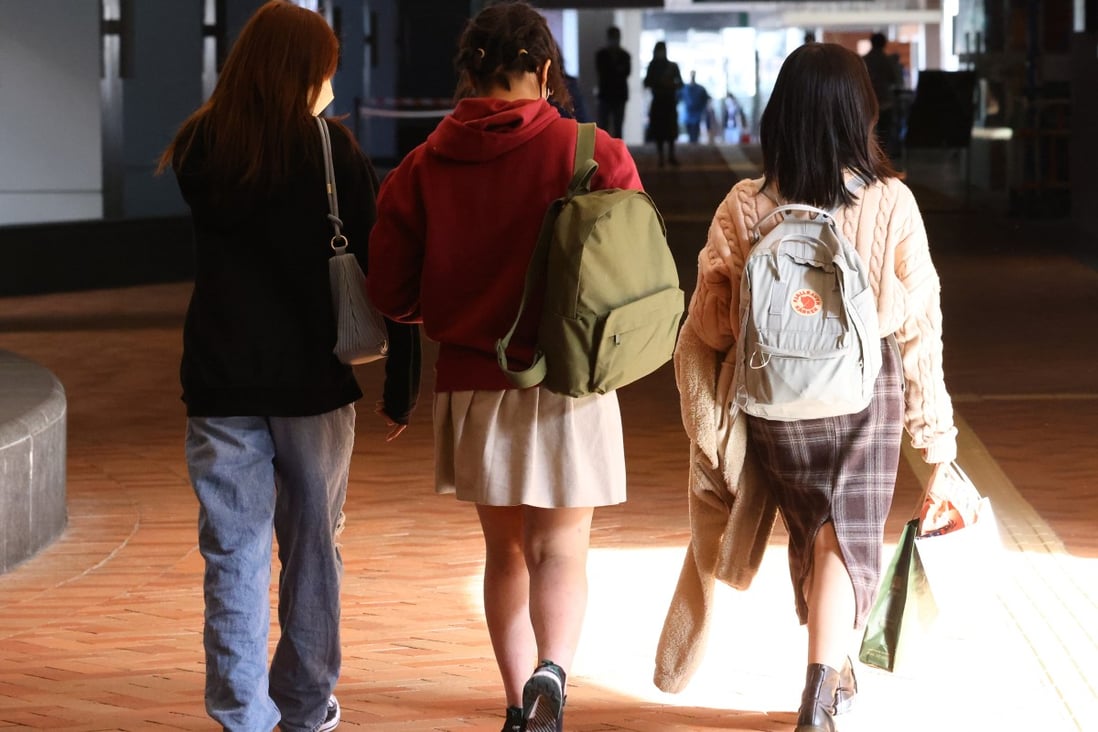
[752,175,867,243]
[827,174,866,215]
[494,122,599,388]
[753,203,832,237]
[316,116,347,254]
[569,122,598,194]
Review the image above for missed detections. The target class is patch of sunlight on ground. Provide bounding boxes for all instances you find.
[463,539,1096,730]
[576,541,1083,730]
[576,544,804,712]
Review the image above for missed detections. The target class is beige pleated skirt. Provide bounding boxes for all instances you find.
[432,387,627,508]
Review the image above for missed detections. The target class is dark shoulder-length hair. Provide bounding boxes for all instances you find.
[157,0,340,188]
[452,1,572,113]
[760,43,896,208]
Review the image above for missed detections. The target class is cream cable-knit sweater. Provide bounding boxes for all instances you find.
[690,175,958,463]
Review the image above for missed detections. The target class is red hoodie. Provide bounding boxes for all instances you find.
[368,97,643,392]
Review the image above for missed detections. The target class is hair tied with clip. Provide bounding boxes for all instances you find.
[518,49,528,56]
[470,47,486,71]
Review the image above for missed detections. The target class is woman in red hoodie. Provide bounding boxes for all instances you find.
[368,3,642,731]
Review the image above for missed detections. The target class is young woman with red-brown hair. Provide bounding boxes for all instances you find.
[159,2,418,729]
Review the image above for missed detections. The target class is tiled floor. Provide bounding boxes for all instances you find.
[1,143,1096,731]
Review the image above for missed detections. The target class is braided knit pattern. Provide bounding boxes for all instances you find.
[689,175,957,463]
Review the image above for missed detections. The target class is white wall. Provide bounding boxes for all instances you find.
[0,1,102,225]
[618,10,646,145]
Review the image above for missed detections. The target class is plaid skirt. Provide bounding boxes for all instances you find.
[746,338,904,628]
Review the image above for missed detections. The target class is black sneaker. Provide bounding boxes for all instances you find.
[316,695,341,731]
[501,705,524,732]
[522,661,566,732]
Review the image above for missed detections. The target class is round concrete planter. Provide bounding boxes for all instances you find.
[0,350,67,574]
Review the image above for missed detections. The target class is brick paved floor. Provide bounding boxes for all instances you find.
[1,142,1096,730]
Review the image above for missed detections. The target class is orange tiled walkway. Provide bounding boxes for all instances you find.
[1,143,1097,730]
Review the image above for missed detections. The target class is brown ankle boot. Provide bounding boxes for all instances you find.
[834,655,858,715]
[794,663,840,732]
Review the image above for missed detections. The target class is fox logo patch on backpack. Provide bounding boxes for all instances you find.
[732,180,881,421]
[496,123,684,397]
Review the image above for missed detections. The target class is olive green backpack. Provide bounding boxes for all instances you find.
[495,123,684,397]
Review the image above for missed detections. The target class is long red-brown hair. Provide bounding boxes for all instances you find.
[158,0,339,189]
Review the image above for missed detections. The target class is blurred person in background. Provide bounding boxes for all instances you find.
[644,41,683,166]
[681,71,712,144]
[594,25,630,137]
[863,32,904,159]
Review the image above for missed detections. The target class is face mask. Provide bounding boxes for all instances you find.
[311,78,334,116]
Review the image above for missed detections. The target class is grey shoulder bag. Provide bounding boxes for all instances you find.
[318,116,388,364]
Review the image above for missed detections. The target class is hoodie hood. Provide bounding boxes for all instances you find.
[426,97,561,163]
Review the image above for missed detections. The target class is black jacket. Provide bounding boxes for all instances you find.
[595,45,631,102]
[174,117,419,421]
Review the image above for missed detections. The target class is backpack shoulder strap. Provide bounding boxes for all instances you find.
[827,175,867,216]
[752,204,833,243]
[575,122,596,170]
[494,197,557,388]
[752,175,868,243]
[495,122,594,388]
[568,122,599,195]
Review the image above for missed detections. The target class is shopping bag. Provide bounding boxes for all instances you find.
[858,519,939,672]
[914,463,1002,617]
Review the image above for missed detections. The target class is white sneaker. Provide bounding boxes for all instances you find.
[316,696,340,732]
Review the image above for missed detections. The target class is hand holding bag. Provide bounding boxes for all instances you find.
[859,461,1001,672]
[317,116,388,365]
[913,462,1002,617]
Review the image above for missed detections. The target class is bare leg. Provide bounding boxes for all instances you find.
[523,505,594,677]
[477,504,535,707]
[804,521,856,670]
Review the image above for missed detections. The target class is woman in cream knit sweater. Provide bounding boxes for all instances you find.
[684,43,957,731]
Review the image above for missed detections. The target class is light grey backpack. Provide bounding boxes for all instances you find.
[732,179,882,421]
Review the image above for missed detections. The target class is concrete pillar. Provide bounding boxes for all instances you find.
[330,0,366,146]
[118,1,205,218]
[361,0,400,163]
[390,0,469,159]
[1070,32,1098,239]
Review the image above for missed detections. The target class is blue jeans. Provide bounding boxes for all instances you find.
[186,406,355,732]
